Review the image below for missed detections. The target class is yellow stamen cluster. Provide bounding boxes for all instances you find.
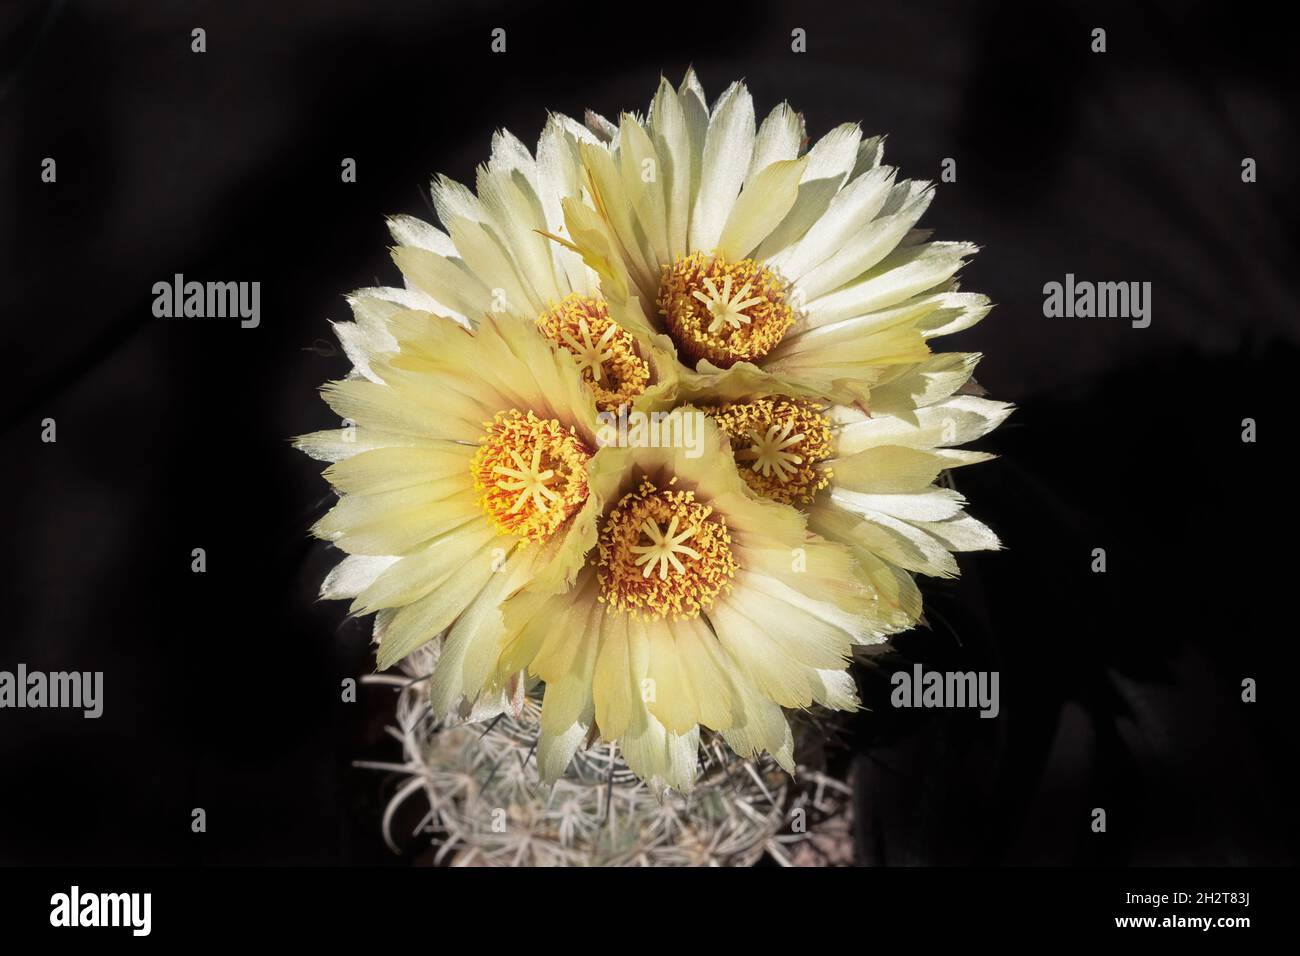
[657,252,794,368]
[597,478,736,619]
[470,409,591,541]
[537,293,650,411]
[701,397,834,506]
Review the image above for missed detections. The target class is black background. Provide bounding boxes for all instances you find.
[1,0,1295,867]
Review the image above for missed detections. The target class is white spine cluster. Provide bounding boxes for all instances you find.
[357,645,853,867]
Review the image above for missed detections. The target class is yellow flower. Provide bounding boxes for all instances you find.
[374,122,676,414]
[490,415,874,792]
[700,360,1013,639]
[559,70,988,407]
[299,80,1008,796]
[297,309,615,718]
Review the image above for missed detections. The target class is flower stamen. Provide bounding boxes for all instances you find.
[701,397,833,506]
[537,294,650,411]
[629,515,704,580]
[597,479,735,619]
[492,445,561,514]
[691,274,766,334]
[471,409,591,540]
[558,318,619,383]
[658,252,794,368]
[737,421,806,482]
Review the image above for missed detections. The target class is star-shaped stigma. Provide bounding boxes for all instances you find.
[692,274,765,334]
[736,421,806,482]
[559,317,619,382]
[492,445,560,514]
[630,516,703,580]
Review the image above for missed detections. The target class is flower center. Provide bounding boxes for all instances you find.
[657,252,794,368]
[597,478,736,619]
[537,294,650,412]
[470,409,591,540]
[701,397,833,506]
